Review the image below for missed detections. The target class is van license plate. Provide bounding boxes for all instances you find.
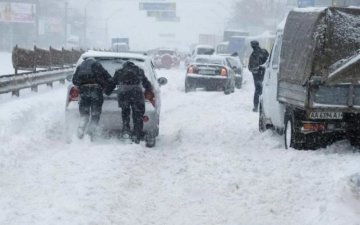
[309,112,343,120]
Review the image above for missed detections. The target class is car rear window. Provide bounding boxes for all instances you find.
[197,48,215,55]
[195,58,224,65]
[95,58,146,77]
[158,50,175,55]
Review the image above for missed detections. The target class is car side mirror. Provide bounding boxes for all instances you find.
[309,76,323,87]
[158,77,168,86]
[66,74,73,82]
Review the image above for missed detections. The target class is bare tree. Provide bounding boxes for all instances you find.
[228,0,288,32]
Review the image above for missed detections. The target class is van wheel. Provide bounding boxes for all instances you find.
[284,113,303,150]
[145,133,156,148]
[235,79,242,89]
[259,104,267,132]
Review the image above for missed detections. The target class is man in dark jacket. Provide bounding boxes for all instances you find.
[108,61,152,144]
[248,40,269,112]
[72,57,112,140]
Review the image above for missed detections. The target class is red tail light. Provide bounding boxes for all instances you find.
[302,122,325,132]
[144,89,156,107]
[69,86,80,101]
[220,67,227,76]
[143,115,149,122]
[187,66,194,74]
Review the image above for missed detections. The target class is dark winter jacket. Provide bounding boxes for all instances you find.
[72,58,112,90]
[108,62,152,93]
[248,47,269,75]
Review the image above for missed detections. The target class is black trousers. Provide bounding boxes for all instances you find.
[252,71,264,108]
[78,86,104,133]
[118,87,145,138]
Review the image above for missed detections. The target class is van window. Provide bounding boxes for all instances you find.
[271,36,282,67]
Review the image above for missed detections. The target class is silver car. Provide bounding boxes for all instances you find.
[185,55,236,94]
[65,51,167,147]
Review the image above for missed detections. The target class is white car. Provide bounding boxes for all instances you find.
[65,50,167,147]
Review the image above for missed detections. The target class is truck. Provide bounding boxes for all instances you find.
[198,34,222,47]
[259,7,360,150]
[111,37,129,52]
[222,29,249,42]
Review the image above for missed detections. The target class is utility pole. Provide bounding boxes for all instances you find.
[64,1,68,47]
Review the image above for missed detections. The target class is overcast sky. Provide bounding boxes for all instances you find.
[68,0,236,50]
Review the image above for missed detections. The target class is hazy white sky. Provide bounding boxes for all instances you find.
[69,0,236,50]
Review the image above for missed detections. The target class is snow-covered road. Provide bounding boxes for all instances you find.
[1,65,360,225]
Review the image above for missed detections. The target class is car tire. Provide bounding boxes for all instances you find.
[185,80,195,93]
[145,133,156,148]
[235,79,242,89]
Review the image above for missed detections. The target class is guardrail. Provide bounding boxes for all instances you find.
[0,45,83,97]
[0,68,74,97]
[12,45,83,74]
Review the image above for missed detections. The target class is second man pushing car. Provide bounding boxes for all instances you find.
[106,61,153,144]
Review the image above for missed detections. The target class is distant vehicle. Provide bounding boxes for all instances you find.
[227,36,248,63]
[152,48,180,69]
[187,45,215,65]
[223,29,249,42]
[215,42,229,54]
[192,45,215,56]
[111,43,129,52]
[198,34,222,46]
[185,55,236,94]
[65,36,80,49]
[65,50,168,147]
[225,55,243,89]
[111,37,129,52]
[259,7,360,150]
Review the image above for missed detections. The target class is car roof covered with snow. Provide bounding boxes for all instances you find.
[80,50,148,61]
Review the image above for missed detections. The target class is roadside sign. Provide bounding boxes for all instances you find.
[147,10,176,18]
[139,2,176,11]
[298,0,315,7]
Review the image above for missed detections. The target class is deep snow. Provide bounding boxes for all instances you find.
[1,61,360,224]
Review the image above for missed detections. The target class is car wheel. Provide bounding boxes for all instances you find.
[235,79,242,89]
[259,104,267,132]
[145,133,156,148]
[284,113,303,150]
[185,80,195,93]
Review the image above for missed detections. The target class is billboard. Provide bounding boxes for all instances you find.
[139,2,176,11]
[0,2,36,23]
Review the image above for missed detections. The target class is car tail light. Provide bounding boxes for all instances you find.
[302,122,325,132]
[187,66,197,74]
[143,115,149,122]
[144,89,155,107]
[69,86,80,102]
[220,67,227,76]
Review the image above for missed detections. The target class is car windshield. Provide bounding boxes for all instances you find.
[195,57,224,65]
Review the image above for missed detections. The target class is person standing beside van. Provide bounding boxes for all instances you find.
[248,40,269,112]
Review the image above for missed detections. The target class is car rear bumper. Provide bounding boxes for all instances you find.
[65,100,159,133]
[186,74,228,87]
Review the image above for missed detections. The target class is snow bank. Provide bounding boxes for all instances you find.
[0,52,14,75]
